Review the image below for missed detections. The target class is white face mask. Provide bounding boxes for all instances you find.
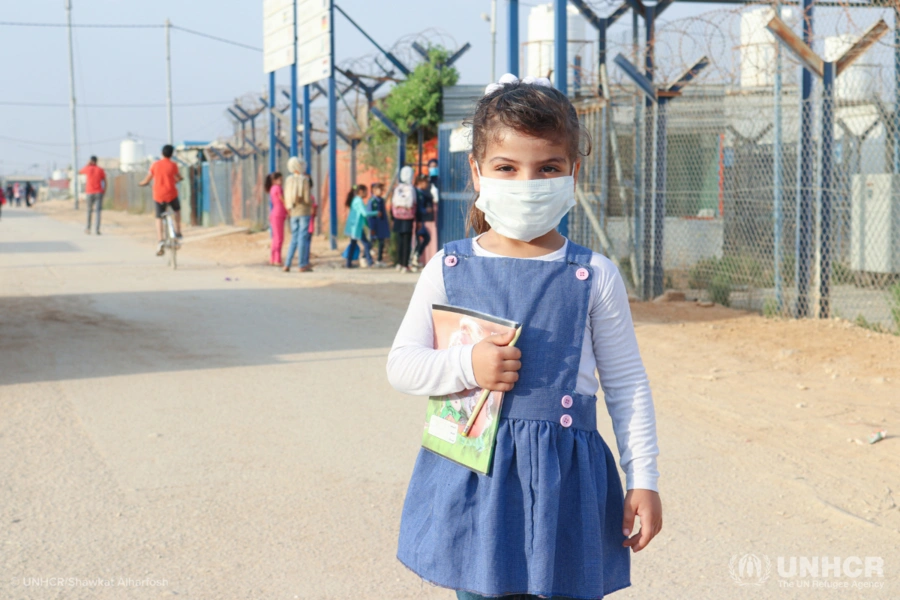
[474,161,576,242]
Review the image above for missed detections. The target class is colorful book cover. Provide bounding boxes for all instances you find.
[422,304,521,475]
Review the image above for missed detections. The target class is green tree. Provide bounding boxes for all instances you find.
[361,46,459,179]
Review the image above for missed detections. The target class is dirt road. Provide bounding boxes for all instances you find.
[1,203,897,599]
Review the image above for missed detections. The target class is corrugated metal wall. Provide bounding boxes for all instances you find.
[442,85,482,123]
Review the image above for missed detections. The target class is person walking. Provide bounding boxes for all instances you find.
[386,75,661,600]
[391,166,417,272]
[13,182,22,207]
[24,182,36,207]
[265,171,286,266]
[0,184,6,220]
[282,156,314,272]
[139,144,184,256]
[80,156,107,234]
[367,182,391,267]
[343,184,377,269]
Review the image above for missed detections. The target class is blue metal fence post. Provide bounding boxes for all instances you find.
[819,60,835,319]
[632,9,643,296]
[508,0,519,76]
[597,17,610,229]
[895,5,900,174]
[269,72,277,173]
[328,0,338,250]
[554,0,568,93]
[653,97,667,297]
[598,19,609,229]
[796,0,814,318]
[642,4,655,300]
[290,0,299,157]
[303,85,312,172]
[554,0,569,237]
[773,0,785,312]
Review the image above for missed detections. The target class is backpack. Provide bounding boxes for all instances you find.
[391,183,416,220]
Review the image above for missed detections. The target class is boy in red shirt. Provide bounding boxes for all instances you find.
[139,144,183,255]
[80,156,107,234]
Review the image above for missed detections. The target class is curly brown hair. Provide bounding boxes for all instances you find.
[465,82,591,235]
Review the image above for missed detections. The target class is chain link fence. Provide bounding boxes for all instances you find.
[99,153,272,231]
[569,1,900,333]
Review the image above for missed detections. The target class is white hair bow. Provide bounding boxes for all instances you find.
[484,73,553,96]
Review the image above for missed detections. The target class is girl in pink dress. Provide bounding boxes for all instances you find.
[266,172,286,266]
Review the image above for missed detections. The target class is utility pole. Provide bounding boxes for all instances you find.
[66,0,80,209]
[483,0,497,81]
[165,18,174,145]
[490,0,498,81]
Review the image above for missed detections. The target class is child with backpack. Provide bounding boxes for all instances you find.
[412,174,436,267]
[391,166,417,272]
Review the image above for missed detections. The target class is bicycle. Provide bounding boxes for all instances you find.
[159,207,180,269]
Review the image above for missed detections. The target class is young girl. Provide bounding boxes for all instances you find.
[343,184,377,268]
[265,172,286,266]
[386,74,662,600]
[367,182,391,267]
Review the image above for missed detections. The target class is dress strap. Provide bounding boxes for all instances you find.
[564,238,594,266]
[443,237,474,258]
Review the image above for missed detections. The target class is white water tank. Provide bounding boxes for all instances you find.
[120,138,146,172]
[825,34,877,102]
[851,174,900,274]
[525,3,586,90]
[740,6,796,88]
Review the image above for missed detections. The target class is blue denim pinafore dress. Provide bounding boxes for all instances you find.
[397,238,631,599]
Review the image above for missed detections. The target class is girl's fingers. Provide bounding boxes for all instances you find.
[626,513,661,552]
[499,347,522,360]
[621,499,636,548]
[501,360,522,371]
[632,519,659,552]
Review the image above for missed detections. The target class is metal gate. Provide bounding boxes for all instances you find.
[437,122,473,246]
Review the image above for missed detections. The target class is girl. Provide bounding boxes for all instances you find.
[367,182,391,267]
[265,172,286,266]
[343,184,377,268]
[386,74,662,600]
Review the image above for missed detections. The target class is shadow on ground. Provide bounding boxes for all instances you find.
[0,284,409,387]
[0,241,81,253]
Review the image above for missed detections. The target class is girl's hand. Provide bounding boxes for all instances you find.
[622,489,662,552]
[471,329,521,392]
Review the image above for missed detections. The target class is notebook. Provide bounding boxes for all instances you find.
[421,304,522,475]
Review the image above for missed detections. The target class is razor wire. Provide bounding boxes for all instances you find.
[567,0,900,332]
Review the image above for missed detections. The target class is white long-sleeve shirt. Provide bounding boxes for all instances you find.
[386,235,660,492]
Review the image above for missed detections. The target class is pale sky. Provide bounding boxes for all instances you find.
[0,0,731,177]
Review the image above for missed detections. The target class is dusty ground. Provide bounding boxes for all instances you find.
[1,201,898,599]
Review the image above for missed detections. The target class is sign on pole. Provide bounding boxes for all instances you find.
[264,0,296,73]
[296,0,332,86]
